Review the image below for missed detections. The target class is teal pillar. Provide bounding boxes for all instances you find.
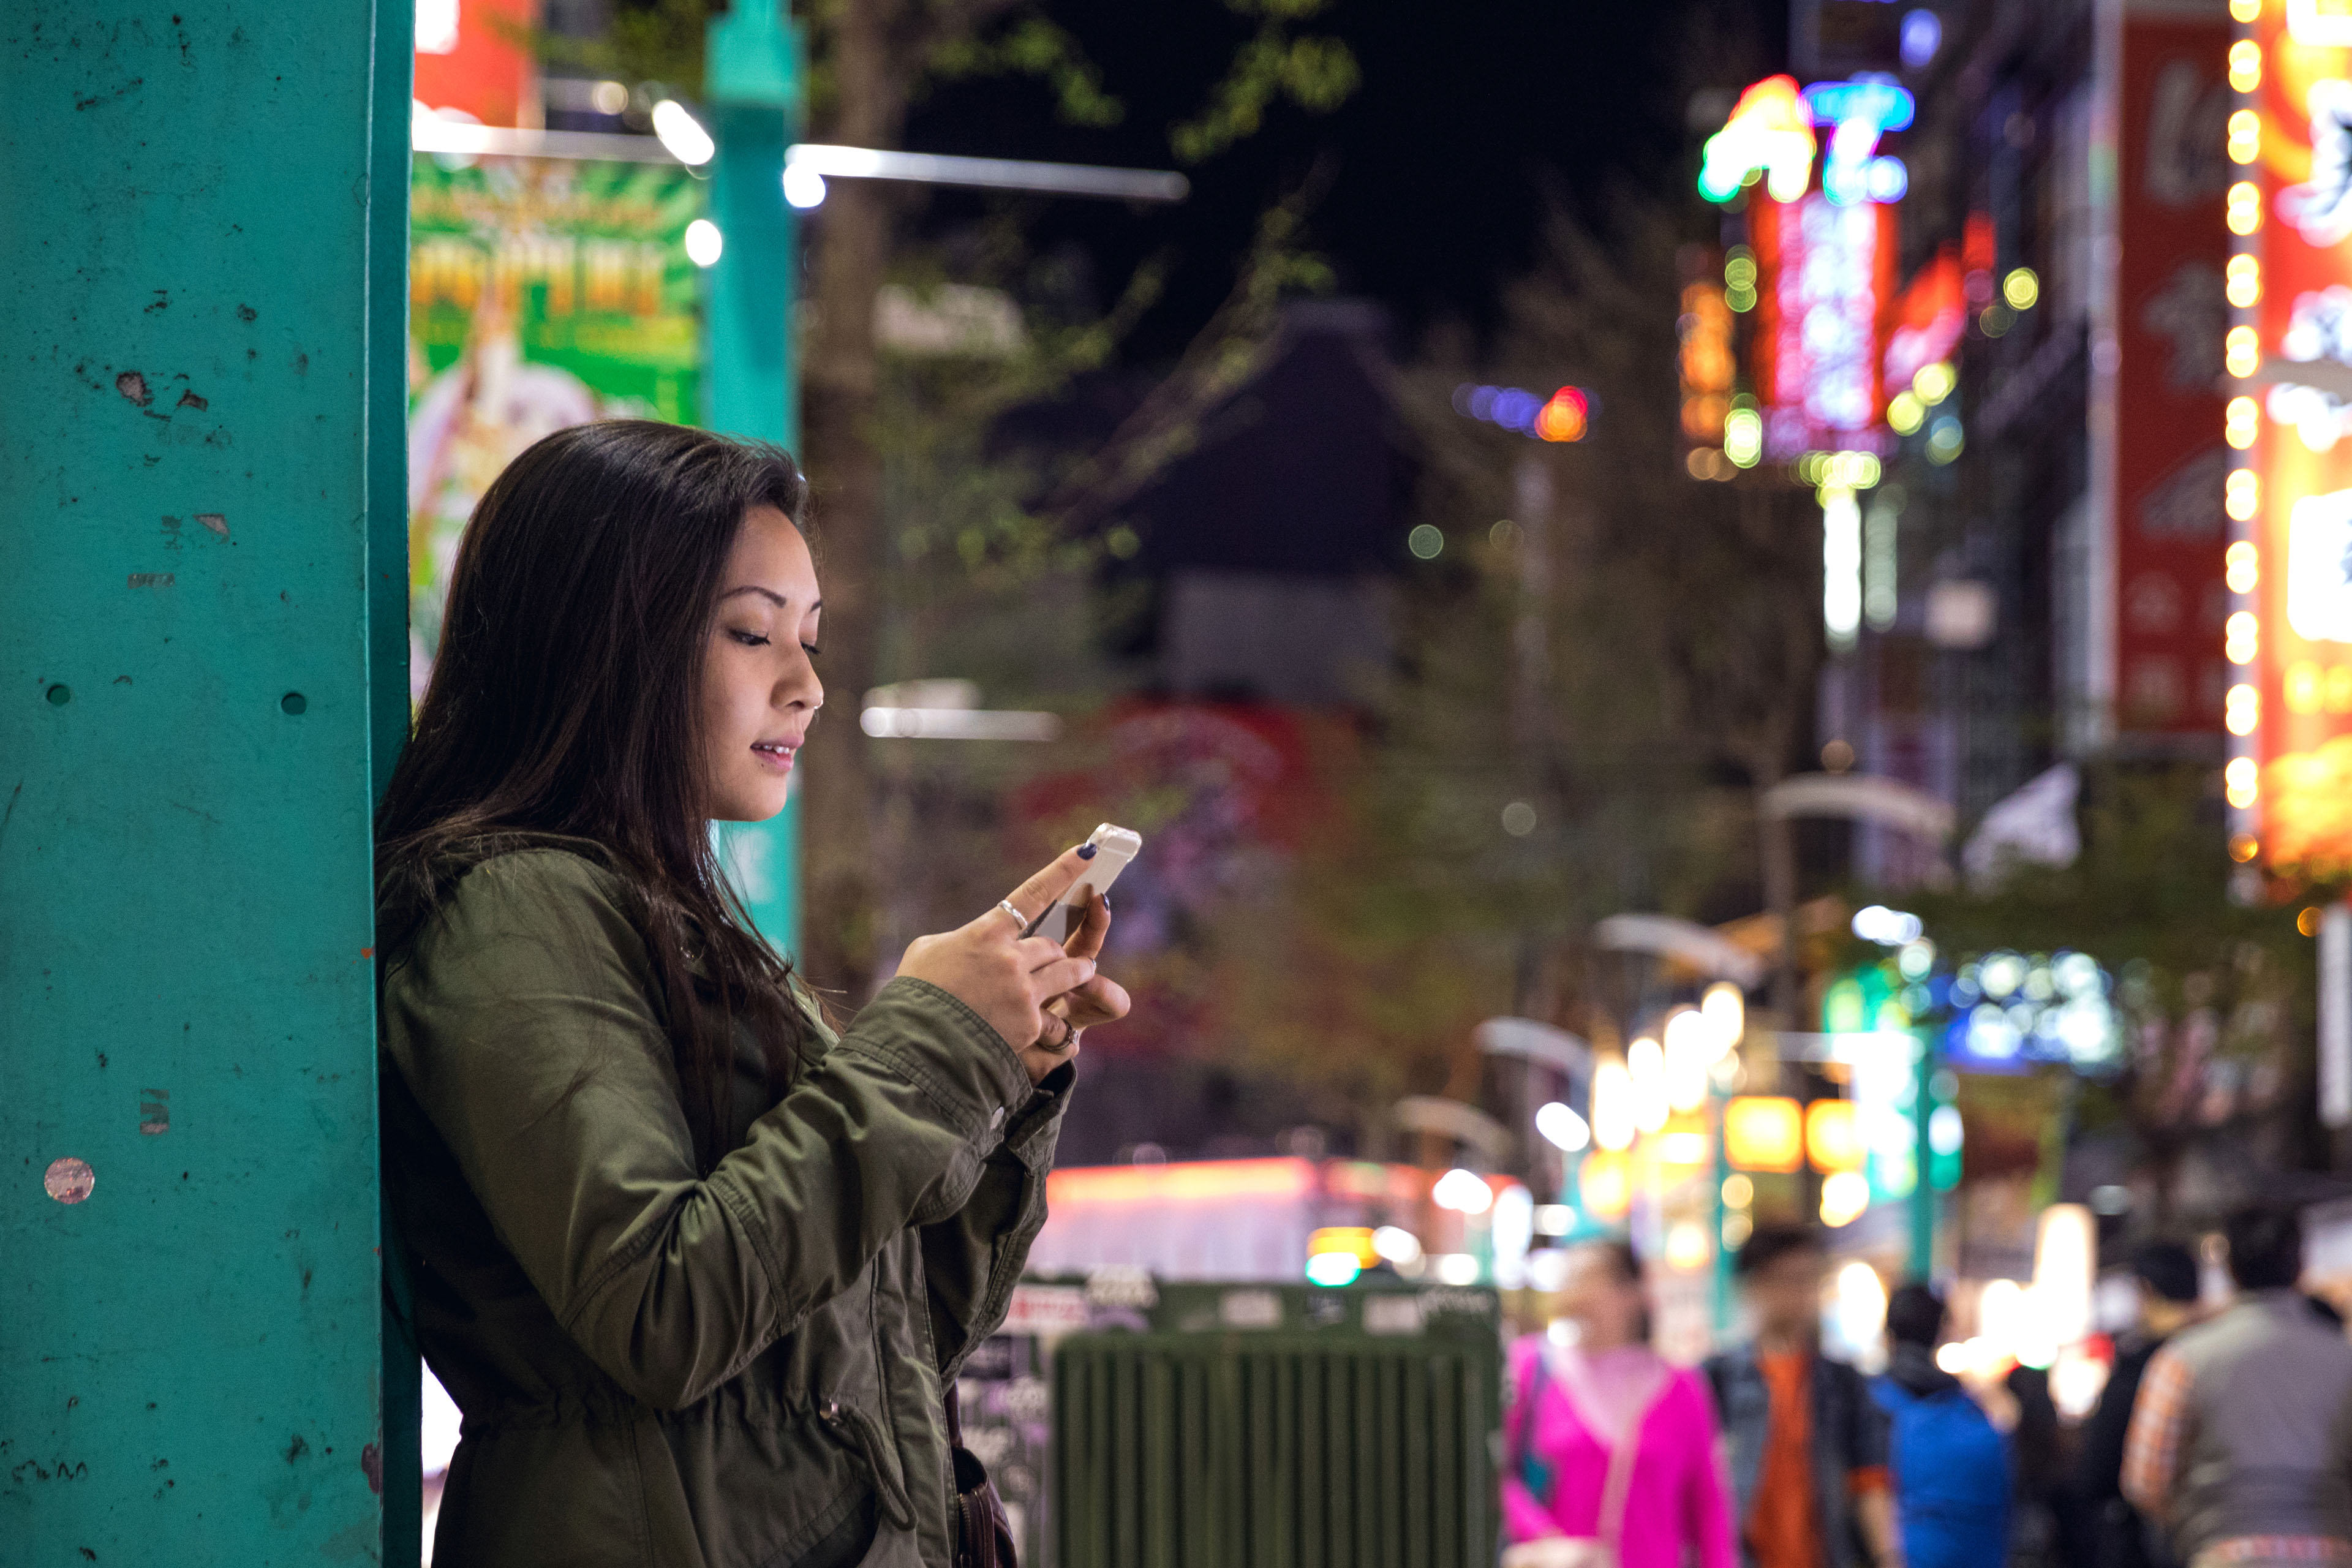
[1,2,409,1559]
[704,1,804,960]
[1909,1028,1937,1282]
[1713,1095,1736,1337]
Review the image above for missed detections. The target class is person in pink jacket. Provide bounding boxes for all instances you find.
[1504,1238,1741,1568]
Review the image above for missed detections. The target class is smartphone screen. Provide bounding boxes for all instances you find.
[1028,825,1140,944]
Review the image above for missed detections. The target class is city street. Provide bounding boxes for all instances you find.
[9,2,2352,1566]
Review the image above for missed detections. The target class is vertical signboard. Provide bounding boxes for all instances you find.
[1753,194,1899,461]
[2231,0,2352,878]
[2116,9,2234,737]
[407,156,703,691]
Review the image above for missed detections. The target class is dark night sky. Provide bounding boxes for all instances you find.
[899,1,1789,361]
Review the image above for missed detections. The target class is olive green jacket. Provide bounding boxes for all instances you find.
[379,841,1070,1568]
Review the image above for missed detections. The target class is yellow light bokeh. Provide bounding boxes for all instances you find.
[2226,324,2261,375]
[2228,181,2264,236]
[2226,682,2261,736]
[1724,1096,1804,1174]
[1578,1149,1631,1219]
[2226,756,2260,809]
[2230,39,2263,93]
[2228,254,2263,308]
[1805,1099,1866,1174]
[2226,609,2260,665]
[2228,540,2261,593]
[2229,108,2261,164]
[2227,395,2261,448]
[2228,470,2262,523]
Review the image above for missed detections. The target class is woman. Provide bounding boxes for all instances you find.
[375,421,1128,1567]
[1503,1240,1738,1568]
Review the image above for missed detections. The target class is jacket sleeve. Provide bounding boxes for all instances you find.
[382,850,1035,1411]
[918,1060,1073,1378]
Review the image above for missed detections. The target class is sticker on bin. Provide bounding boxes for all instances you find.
[1218,1289,1283,1329]
[1002,1284,1091,1336]
[1363,1295,1425,1336]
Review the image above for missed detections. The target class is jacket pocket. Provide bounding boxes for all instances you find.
[817,1397,919,1531]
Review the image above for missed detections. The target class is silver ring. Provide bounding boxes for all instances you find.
[1044,1014,1080,1052]
[995,899,1029,931]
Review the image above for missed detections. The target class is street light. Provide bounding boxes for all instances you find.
[651,99,715,166]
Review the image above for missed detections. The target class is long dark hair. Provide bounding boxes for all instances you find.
[377,420,812,1170]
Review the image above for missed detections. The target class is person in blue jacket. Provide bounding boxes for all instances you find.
[1872,1283,2012,1568]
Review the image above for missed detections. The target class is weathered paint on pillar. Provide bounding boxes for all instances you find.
[706,1,805,961]
[0,4,407,1558]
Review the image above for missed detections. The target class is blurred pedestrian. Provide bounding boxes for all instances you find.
[2123,1204,2352,1568]
[1705,1226,1905,1568]
[2003,1359,2065,1568]
[2074,1241,2202,1568]
[1869,1283,2010,1568]
[1502,1239,1739,1568]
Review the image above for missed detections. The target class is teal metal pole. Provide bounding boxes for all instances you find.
[1909,1028,1937,1281]
[1713,1092,1735,1338]
[2,3,406,1557]
[704,2,805,960]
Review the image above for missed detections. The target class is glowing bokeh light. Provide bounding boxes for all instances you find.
[1699,75,1817,204]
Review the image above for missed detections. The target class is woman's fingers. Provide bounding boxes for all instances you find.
[1064,888,1110,962]
[1026,954,1096,1000]
[1012,935,1072,973]
[996,843,1098,931]
[1052,973,1130,1030]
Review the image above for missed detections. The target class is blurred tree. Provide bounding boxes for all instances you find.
[1189,190,1823,1147]
[1904,767,2319,1222]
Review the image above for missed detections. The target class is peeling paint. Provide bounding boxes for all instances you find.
[113,371,150,407]
[127,573,172,588]
[176,389,205,410]
[195,512,227,538]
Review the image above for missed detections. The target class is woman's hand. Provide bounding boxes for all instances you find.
[1027,886,1130,1082]
[892,845,1125,1085]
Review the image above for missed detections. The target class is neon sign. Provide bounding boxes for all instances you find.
[1754,193,1896,458]
[1698,74,1912,208]
[1803,76,1914,206]
[2230,0,2352,878]
[1698,77,1818,203]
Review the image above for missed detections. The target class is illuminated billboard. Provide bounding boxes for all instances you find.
[1753,194,1898,460]
[2230,0,2352,878]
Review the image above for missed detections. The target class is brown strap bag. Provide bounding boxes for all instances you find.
[946,1383,1019,1568]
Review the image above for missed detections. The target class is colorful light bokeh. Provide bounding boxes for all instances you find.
[1753,193,1897,461]
[1698,75,1817,205]
[1452,382,1590,443]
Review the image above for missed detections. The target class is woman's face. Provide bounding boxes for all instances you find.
[699,505,823,823]
[1558,1246,1646,1349]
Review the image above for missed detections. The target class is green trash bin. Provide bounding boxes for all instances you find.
[1046,1280,1502,1568]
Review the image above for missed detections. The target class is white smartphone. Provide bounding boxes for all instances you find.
[1027,824,1142,944]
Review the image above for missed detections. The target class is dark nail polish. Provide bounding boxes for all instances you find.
[1077,843,1097,860]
